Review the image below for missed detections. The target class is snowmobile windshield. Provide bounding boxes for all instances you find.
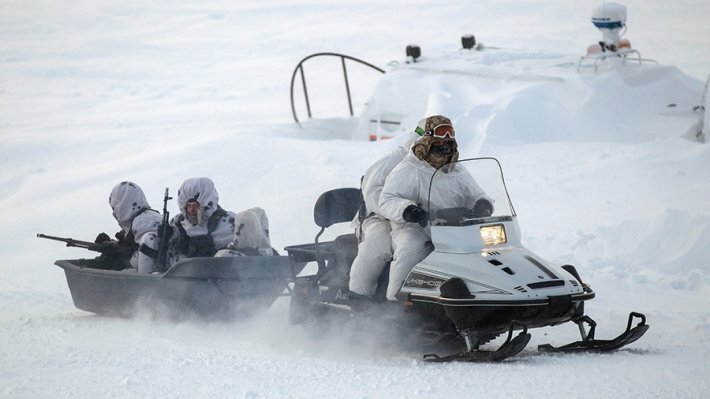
[426,157,516,226]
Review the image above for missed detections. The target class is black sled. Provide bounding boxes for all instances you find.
[52,255,301,321]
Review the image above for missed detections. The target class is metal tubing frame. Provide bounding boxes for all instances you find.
[289,52,385,127]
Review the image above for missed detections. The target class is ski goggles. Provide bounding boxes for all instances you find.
[416,124,455,139]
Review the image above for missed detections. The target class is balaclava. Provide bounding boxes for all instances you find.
[412,115,459,169]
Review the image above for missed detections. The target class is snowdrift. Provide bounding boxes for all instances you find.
[355,48,705,148]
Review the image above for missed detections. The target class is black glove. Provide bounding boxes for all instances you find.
[403,205,429,227]
[115,230,127,244]
[95,232,111,244]
[472,198,494,217]
[98,240,135,261]
[157,224,173,240]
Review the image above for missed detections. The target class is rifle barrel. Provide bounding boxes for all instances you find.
[37,233,101,251]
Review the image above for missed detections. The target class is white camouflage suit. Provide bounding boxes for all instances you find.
[348,135,418,297]
[378,150,490,301]
[168,177,273,267]
[216,207,275,257]
[108,181,162,273]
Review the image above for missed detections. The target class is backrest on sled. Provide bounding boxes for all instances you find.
[285,188,362,281]
[313,188,363,228]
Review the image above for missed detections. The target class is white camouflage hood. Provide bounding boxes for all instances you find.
[109,181,152,232]
[177,177,221,220]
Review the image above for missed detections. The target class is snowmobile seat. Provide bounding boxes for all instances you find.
[284,188,363,279]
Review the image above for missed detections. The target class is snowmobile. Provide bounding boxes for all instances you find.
[40,234,302,320]
[284,157,648,362]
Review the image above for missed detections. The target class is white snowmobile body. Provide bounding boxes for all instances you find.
[397,158,593,333]
[402,224,588,304]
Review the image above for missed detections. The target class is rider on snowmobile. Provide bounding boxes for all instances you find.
[378,115,494,301]
[348,122,423,305]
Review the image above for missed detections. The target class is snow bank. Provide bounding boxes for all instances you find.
[356,49,704,146]
[570,209,710,288]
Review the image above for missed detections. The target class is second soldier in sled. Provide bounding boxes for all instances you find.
[163,177,274,268]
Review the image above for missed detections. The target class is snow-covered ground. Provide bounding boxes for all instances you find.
[1,1,709,398]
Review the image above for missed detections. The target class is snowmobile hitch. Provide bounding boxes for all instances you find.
[538,312,649,353]
[422,320,531,363]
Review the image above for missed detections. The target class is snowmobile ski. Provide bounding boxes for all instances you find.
[423,321,531,363]
[538,312,648,353]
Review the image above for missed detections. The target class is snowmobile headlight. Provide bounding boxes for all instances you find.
[480,224,506,246]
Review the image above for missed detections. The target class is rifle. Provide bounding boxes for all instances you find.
[155,187,172,272]
[37,233,107,253]
[37,232,135,260]
[38,233,136,271]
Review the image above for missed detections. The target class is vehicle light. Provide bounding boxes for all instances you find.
[480,224,507,246]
